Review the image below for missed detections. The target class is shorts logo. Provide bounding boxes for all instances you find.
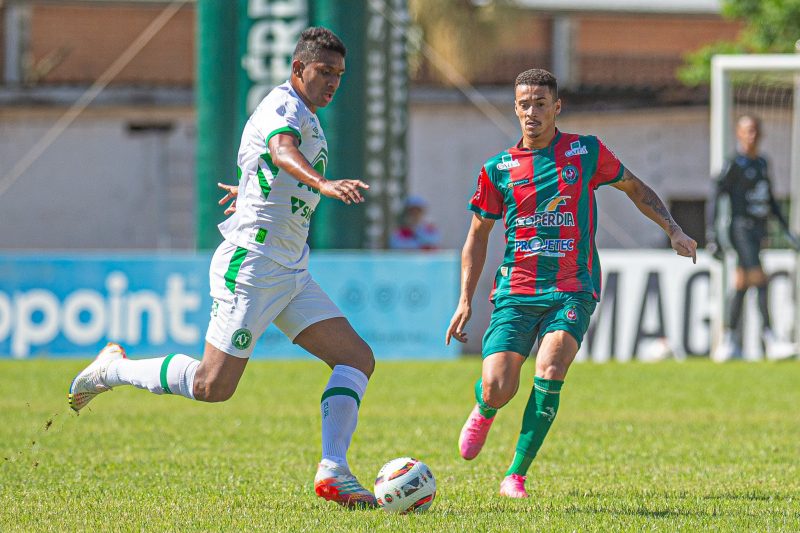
[561,165,579,184]
[211,299,220,318]
[231,328,252,350]
[564,141,588,157]
[565,307,578,322]
[497,154,520,170]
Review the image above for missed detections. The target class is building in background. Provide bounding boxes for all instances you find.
[0,0,771,254]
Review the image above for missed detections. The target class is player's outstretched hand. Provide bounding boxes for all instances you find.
[670,228,697,264]
[217,182,239,215]
[319,179,369,205]
[446,302,472,345]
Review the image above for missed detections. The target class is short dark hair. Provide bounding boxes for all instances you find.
[293,27,346,63]
[515,68,558,99]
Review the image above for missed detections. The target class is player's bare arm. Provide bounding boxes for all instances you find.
[612,168,697,263]
[269,133,368,204]
[446,214,495,345]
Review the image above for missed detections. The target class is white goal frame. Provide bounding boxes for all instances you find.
[709,53,800,353]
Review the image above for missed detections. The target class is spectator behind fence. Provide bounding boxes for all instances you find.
[390,195,441,250]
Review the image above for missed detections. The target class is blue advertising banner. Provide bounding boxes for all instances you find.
[0,252,459,359]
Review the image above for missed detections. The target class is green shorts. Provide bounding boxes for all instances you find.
[481,292,597,358]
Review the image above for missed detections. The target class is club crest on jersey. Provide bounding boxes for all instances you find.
[565,140,588,157]
[497,155,520,170]
[561,165,579,184]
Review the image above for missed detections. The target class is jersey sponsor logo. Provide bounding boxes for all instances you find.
[509,178,530,188]
[310,119,324,140]
[517,212,575,228]
[514,237,575,257]
[516,196,575,228]
[291,196,315,221]
[231,328,252,350]
[565,141,588,157]
[496,154,520,170]
[561,165,579,184]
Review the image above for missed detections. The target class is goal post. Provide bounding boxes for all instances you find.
[709,52,800,356]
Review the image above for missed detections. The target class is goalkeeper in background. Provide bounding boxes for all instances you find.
[707,114,800,361]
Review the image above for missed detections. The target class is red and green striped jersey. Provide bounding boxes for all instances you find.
[469,130,624,304]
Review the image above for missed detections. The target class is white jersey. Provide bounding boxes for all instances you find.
[218,81,327,270]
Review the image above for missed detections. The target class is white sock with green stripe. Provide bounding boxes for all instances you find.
[105,354,199,399]
[320,365,368,470]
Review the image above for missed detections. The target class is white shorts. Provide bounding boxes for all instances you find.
[205,240,344,358]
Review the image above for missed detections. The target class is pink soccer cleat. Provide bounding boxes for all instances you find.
[499,474,529,498]
[68,343,127,412]
[458,404,496,460]
[314,461,377,508]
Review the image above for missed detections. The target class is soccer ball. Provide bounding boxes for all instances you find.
[374,457,436,514]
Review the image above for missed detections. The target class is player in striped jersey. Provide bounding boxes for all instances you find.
[68,27,376,508]
[445,69,697,498]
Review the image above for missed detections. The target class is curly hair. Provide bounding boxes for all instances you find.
[293,27,347,63]
[514,68,558,99]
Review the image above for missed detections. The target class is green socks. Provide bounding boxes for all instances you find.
[474,378,497,419]
[505,376,563,477]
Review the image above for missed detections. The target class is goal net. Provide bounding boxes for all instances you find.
[709,54,800,359]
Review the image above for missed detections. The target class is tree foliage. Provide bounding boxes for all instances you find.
[679,0,800,85]
[407,0,517,84]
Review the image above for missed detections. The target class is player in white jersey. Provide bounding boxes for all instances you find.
[68,27,377,508]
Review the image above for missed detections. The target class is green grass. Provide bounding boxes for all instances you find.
[1,359,799,531]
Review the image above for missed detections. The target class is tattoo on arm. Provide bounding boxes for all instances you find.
[640,182,679,234]
[622,169,679,235]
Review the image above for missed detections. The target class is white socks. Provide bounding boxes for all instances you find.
[105,354,199,399]
[320,365,369,470]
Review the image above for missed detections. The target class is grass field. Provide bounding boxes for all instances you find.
[1,359,799,531]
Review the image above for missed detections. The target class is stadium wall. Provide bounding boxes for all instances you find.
[3,103,779,252]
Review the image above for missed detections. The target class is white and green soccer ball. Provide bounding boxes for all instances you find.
[374,457,436,514]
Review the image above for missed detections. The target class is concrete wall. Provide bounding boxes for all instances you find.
[2,99,793,255]
[0,106,195,250]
